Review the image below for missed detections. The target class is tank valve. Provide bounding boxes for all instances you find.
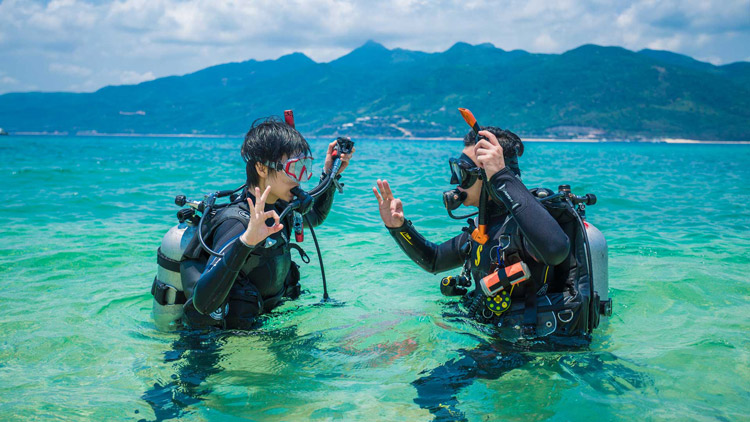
[177,208,195,223]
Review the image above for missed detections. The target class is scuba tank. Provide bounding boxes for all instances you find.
[551,185,612,319]
[151,187,243,331]
[585,220,611,315]
[152,200,200,331]
[556,184,611,317]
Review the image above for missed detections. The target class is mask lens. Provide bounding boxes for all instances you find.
[285,156,313,181]
[449,157,479,189]
[449,159,463,186]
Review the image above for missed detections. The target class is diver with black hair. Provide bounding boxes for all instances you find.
[375,117,612,419]
[152,116,355,330]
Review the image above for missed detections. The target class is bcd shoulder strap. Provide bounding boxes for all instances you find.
[182,203,251,260]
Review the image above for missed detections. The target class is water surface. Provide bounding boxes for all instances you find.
[0,136,748,421]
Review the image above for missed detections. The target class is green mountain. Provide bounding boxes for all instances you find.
[1,41,748,140]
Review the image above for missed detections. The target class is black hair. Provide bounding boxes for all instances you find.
[463,126,524,176]
[241,117,311,187]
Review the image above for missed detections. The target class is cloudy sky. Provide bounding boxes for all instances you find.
[1,0,749,94]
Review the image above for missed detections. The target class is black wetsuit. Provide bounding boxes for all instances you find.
[182,180,336,329]
[389,168,570,308]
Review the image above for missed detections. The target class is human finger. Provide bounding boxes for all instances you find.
[381,180,394,200]
[259,185,271,204]
[252,187,262,214]
[327,140,336,156]
[475,148,492,160]
[253,187,264,213]
[376,179,389,200]
[372,186,384,204]
[474,139,493,152]
[269,223,284,234]
[264,209,280,227]
[246,196,255,214]
[474,150,489,167]
[478,130,499,146]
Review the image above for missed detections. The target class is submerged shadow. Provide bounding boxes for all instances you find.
[413,309,655,421]
[140,329,228,422]
[139,322,308,422]
[412,340,531,422]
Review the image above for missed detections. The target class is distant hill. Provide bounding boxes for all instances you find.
[1,41,748,141]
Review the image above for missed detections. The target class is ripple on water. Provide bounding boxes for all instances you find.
[1,137,749,420]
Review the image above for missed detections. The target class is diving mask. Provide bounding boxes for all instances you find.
[264,154,314,182]
[449,153,481,189]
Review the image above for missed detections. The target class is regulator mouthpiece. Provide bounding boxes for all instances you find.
[443,188,467,211]
[290,186,314,215]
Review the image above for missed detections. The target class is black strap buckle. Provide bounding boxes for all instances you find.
[157,247,182,273]
[151,277,186,306]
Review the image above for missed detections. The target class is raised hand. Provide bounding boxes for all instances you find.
[373,179,405,228]
[474,130,506,178]
[324,138,356,175]
[240,186,284,247]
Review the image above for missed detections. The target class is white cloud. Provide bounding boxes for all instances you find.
[533,33,559,51]
[118,70,156,85]
[1,76,19,85]
[49,63,92,77]
[647,35,686,52]
[0,0,748,94]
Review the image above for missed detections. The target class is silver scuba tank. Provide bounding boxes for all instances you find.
[152,220,196,331]
[584,221,608,303]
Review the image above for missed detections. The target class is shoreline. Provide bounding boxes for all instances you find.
[5,132,749,144]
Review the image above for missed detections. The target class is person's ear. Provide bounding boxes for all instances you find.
[255,162,268,178]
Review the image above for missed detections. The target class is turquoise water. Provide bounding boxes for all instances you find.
[0,136,748,421]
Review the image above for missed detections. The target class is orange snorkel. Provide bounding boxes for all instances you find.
[458,108,489,245]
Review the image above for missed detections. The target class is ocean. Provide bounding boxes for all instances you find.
[0,135,748,421]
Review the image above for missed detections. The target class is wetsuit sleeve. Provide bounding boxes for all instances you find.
[192,220,259,314]
[304,174,338,228]
[489,168,570,266]
[387,220,468,274]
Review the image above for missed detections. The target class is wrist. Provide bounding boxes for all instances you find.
[489,167,512,182]
[239,233,259,247]
[386,219,408,231]
[486,164,505,178]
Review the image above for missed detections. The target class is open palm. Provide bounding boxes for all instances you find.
[373,179,405,228]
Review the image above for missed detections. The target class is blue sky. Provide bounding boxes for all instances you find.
[1,0,749,94]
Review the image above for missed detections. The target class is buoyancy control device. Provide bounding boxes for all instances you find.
[446,184,612,339]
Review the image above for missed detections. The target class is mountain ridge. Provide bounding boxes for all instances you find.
[1,41,748,140]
